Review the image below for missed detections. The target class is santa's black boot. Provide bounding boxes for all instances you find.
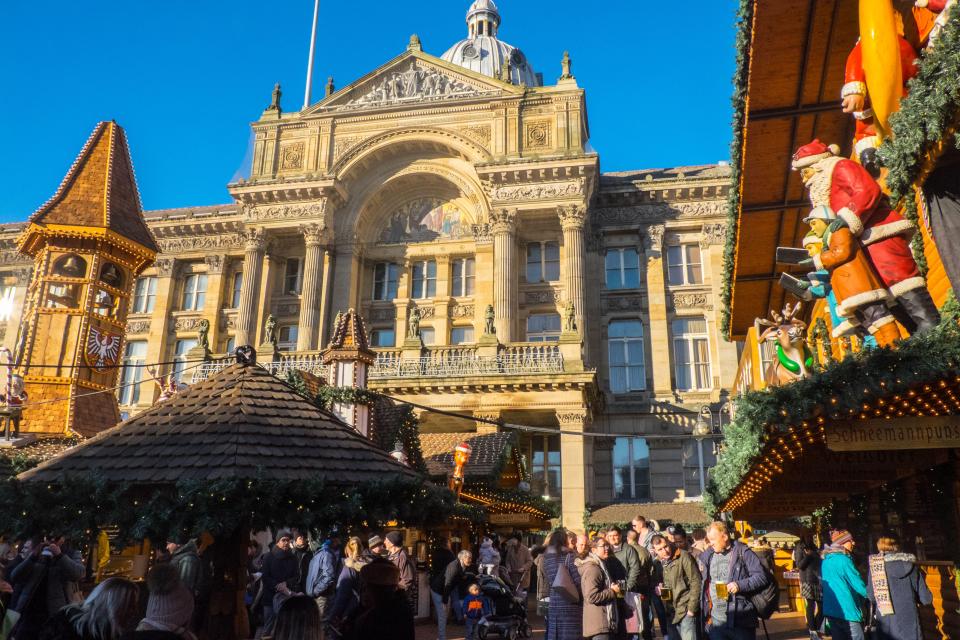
[899,287,942,333]
[860,147,882,177]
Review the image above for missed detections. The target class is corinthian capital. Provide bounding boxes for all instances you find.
[489,208,517,236]
[645,224,665,253]
[557,205,587,231]
[300,222,327,247]
[241,227,267,252]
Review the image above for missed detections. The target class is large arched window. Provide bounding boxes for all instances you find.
[608,319,645,393]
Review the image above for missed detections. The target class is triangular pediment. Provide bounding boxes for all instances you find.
[307,50,521,114]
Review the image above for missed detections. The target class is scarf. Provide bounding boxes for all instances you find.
[869,553,895,616]
[587,553,618,630]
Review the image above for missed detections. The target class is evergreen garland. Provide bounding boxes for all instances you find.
[705,317,960,514]
[721,0,755,341]
[880,3,960,205]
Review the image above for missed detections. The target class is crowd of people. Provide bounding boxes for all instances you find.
[793,530,933,640]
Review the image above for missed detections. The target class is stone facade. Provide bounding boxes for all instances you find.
[0,8,733,527]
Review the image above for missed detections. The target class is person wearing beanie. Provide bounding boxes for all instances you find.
[822,530,868,640]
[259,530,299,637]
[121,564,197,640]
[384,531,417,615]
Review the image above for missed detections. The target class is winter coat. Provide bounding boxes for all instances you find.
[814,223,890,319]
[867,552,933,640]
[504,540,534,589]
[794,543,822,587]
[628,541,655,591]
[10,548,85,615]
[440,558,470,603]
[293,544,312,593]
[608,543,641,593]
[428,548,455,595]
[347,588,414,640]
[700,541,769,630]
[306,544,337,598]
[822,546,868,622]
[260,547,299,599]
[660,549,702,624]
[38,606,89,640]
[581,554,618,638]
[327,557,366,627]
[542,549,582,640]
[388,547,416,592]
[169,541,203,597]
[478,539,500,568]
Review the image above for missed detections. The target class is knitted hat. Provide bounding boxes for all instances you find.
[368,535,384,550]
[385,531,403,547]
[275,530,293,542]
[144,564,194,629]
[831,529,854,546]
[792,139,841,170]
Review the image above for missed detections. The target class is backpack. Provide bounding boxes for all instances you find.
[738,547,779,620]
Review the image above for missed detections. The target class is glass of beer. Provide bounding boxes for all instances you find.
[715,581,729,599]
[660,586,673,603]
[616,580,626,598]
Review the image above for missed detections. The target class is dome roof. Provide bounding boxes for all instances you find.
[441,1,540,87]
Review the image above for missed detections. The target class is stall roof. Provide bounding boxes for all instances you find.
[588,502,710,528]
[420,431,515,479]
[725,0,857,339]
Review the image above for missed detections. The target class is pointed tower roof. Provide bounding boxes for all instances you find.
[322,308,377,365]
[19,357,417,484]
[19,121,158,255]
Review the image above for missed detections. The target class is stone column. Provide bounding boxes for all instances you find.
[145,258,177,401]
[557,410,590,530]
[558,205,587,334]
[297,223,326,351]
[644,224,673,398]
[235,227,265,347]
[490,209,517,342]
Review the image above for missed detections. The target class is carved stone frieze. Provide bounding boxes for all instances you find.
[700,223,727,248]
[155,258,175,277]
[279,141,305,171]
[595,200,727,225]
[556,411,588,427]
[333,136,363,163]
[525,120,551,149]
[126,319,151,334]
[412,305,436,320]
[471,223,492,244]
[344,62,492,107]
[458,124,492,148]
[204,254,226,274]
[13,268,32,285]
[450,303,475,319]
[246,203,325,223]
[671,293,708,309]
[491,179,585,203]
[602,296,643,313]
[277,303,299,316]
[174,316,205,332]
[157,233,244,255]
[368,307,395,323]
[524,289,562,305]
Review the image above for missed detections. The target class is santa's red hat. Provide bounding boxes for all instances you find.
[792,139,841,170]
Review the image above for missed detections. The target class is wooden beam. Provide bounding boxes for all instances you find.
[748,101,841,122]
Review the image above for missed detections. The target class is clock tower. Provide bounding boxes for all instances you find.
[16,121,158,436]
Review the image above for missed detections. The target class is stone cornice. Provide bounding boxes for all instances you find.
[228,178,345,207]
[594,200,728,227]
[368,370,597,395]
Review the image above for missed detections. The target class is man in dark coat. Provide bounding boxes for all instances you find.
[292,533,312,594]
[259,530,299,636]
[442,550,473,624]
[9,536,85,639]
[166,537,203,598]
[699,522,769,640]
[385,531,417,615]
[429,539,457,640]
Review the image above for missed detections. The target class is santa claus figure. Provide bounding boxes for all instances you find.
[842,35,918,174]
[793,140,940,335]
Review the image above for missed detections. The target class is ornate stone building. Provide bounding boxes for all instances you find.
[1,0,734,528]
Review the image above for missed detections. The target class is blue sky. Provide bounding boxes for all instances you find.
[0,0,738,221]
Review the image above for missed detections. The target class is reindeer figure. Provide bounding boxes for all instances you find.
[757,302,814,386]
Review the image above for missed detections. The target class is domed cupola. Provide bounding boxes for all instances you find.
[441,0,540,87]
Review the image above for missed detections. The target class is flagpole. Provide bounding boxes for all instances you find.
[303,0,320,110]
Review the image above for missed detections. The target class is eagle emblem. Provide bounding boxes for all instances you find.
[85,327,122,372]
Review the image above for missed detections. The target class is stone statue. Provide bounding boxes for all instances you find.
[197,319,210,351]
[560,51,573,80]
[268,83,281,111]
[408,307,421,339]
[564,301,577,332]
[484,304,496,335]
[263,314,278,346]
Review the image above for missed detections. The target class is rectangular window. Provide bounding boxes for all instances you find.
[132,277,157,313]
[0,286,16,322]
[371,329,396,348]
[530,434,561,499]
[419,327,436,346]
[605,248,640,290]
[672,317,712,391]
[526,241,560,283]
[608,319,646,393]
[450,326,475,345]
[230,272,243,309]
[452,258,475,297]
[173,338,198,384]
[225,337,236,355]
[667,244,703,286]
[373,263,400,301]
[181,274,207,311]
[285,258,303,295]
[118,341,147,405]
[526,313,561,342]
[411,260,437,299]
[613,437,651,500]
[278,325,298,352]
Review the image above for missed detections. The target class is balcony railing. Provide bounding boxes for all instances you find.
[190,343,564,384]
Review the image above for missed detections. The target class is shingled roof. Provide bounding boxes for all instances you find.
[420,431,515,478]
[21,121,158,253]
[587,502,711,528]
[20,360,418,484]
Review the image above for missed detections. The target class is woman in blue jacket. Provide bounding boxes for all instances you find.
[821,530,867,640]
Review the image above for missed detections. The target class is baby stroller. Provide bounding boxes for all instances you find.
[476,573,532,639]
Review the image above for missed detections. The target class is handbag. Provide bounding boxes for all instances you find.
[552,559,580,604]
